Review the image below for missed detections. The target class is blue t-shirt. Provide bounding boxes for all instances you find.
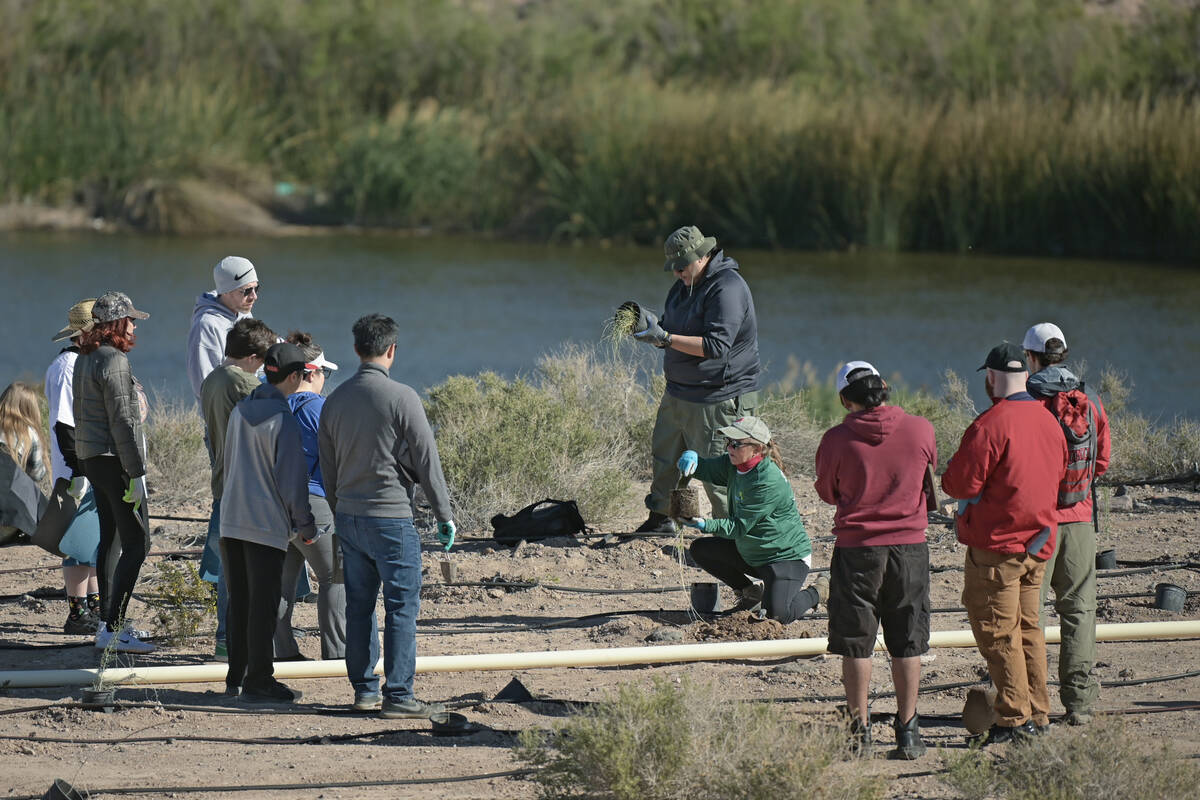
[287,391,326,497]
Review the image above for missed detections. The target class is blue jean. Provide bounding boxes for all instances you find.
[336,513,421,703]
[199,498,229,642]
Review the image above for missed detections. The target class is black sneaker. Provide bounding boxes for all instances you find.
[238,681,303,706]
[380,698,445,719]
[63,611,99,635]
[889,713,926,760]
[633,512,676,535]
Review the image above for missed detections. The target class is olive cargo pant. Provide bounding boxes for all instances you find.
[647,391,758,519]
[1038,520,1099,713]
[962,547,1050,728]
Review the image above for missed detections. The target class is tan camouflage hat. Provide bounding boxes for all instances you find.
[718,416,771,444]
[92,291,150,324]
[663,225,717,271]
[52,298,98,342]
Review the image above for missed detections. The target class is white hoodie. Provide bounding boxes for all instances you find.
[186,292,249,401]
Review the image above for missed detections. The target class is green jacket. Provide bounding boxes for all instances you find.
[693,455,810,567]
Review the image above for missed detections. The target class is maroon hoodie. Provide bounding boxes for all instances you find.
[814,405,936,547]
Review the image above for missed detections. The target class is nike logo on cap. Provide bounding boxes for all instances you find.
[234,269,253,281]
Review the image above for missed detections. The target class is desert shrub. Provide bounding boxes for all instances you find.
[426,345,657,531]
[898,369,978,472]
[148,561,215,646]
[515,677,881,800]
[144,398,209,507]
[940,715,1200,800]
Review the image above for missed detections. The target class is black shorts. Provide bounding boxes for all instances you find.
[827,542,930,659]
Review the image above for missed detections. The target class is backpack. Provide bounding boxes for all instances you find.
[1045,385,1099,507]
[490,498,589,546]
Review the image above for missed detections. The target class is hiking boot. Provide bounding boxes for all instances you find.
[812,574,830,608]
[1064,709,1093,726]
[64,610,99,635]
[380,698,445,719]
[889,714,926,760]
[238,680,303,706]
[633,512,676,535]
[353,693,383,712]
[980,720,1037,746]
[849,716,873,757]
[213,641,228,662]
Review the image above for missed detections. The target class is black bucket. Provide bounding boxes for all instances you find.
[1154,583,1187,612]
[80,688,115,713]
[690,582,721,614]
[1095,547,1117,570]
[42,779,84,800]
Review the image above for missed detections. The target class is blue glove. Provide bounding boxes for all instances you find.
[684,517,706,531]
[437,520,456,551]
[677,450,698,477]
[632,310,670,348]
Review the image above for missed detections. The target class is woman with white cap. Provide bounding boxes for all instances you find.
[273,330,347,661]
[44,299,104,635]
[73,291,155,654]
[676,415,826,622]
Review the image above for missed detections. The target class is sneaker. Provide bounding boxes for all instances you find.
[93,621,112,650]
[1064,709,1093,726]
[276,653,311,662]
[238,681,303,706]
[64,611,99,635]
[633,512,676,535]
[889,714,926,760]
[353,693,383,712]
[213,641,228,662]
[812,574,830,608]
[380,698,445,719]
[109,626,156,654]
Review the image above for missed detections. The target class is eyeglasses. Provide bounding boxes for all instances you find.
[241,285,260,297]
[725,439,754,450]
[319,366,332,378]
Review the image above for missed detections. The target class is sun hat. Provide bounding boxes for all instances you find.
[717,416,771,444]
[308,351,338,371]
[836,361,881,393]
[92,292,149,324]
[52,298,97,342]
[977,342,1026,373]
[663,225,717,272]
[1022,322,1067,354]
[213,256,258,295]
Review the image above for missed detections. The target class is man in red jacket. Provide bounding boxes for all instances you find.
[1024,322,1111,726]
[941,342,1068,745]
[815,361,937,759]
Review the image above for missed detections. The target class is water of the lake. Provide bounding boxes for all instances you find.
[1,232,1196,420]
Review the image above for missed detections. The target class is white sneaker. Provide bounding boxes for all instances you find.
[111,626,156,654]
[93,620,112,650]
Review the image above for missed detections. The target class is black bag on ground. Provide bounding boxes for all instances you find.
[491,499,589,545]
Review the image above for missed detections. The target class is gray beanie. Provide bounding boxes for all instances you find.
[213,256,258,295]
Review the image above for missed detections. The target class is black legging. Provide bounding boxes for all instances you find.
[82,456,149,630]
[689,536,819,623]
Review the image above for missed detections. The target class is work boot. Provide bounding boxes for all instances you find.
[633,512,676,535]
[889,714,926,760]
[980,720,1037,746]
[812,574,830,608]
[1064,709,1093,726]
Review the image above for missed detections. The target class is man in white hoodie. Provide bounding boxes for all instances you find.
[186,256,261,402]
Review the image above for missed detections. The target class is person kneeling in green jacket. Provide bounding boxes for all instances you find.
[679,416,828,622]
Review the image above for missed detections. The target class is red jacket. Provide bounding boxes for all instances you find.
[814,405,936,547]
[941,393,1068,558]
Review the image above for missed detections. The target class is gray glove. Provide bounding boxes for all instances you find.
[632,310,671,348]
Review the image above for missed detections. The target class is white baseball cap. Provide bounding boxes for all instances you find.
[309,350,338,371]
[836,361,880,393]
[1022,322,1067,354]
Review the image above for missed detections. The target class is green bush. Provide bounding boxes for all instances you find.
[940,715,1200,800]
[149,561,216,646]
[515,677,881,800]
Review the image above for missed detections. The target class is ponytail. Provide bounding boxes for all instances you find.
[764,441,787,476]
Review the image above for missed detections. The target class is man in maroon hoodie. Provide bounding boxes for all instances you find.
[815,361,936,760]
[942,342,1068,745]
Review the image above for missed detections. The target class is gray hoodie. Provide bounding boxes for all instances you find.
[219,382,314,550]
[186,292,250,401]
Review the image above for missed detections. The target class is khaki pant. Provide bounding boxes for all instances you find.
[1038,520,1099,713]
[962,547,1050,728]
[648,391,758,518]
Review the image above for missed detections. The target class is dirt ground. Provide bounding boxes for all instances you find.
[1,477,1198,799]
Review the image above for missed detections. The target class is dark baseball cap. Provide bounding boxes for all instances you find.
[977,342,1027,372]
[263,342,312,378]
[92,291,149,323]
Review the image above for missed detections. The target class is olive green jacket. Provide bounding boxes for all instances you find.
[693,455,811,567]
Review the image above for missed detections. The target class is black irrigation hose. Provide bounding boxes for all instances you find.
[4,769,536,800]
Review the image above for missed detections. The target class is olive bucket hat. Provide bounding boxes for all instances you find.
[52,298,97,342]
[717,416,772,444]
[663,225,717,272]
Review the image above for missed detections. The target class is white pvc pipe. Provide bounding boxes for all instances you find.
[1,620,1197,690]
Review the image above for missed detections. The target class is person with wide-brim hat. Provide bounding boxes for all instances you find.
[627,225,762,533]
[43,299,106,636]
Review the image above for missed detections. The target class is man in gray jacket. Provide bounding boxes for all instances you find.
[220,342,315,706]
[186,256,261,402]
[318,314,456,719]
